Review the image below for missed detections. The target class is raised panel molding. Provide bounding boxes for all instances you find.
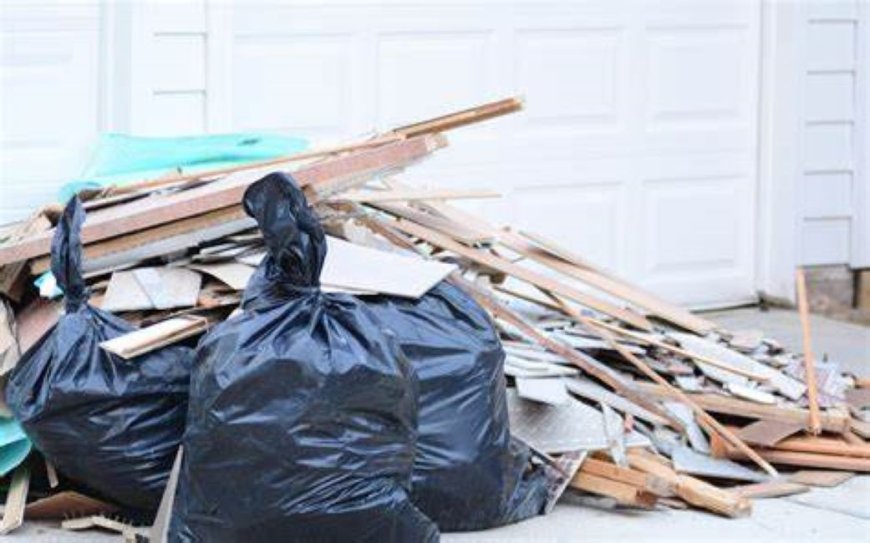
[376,32,494,128]
[645,27,748,124]
[642,175,745,275]
[515,28,623,127]
[232,35,354,135]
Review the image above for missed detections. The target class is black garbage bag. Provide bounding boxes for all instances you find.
[368,281,549,531]
[170,172,438,543]
[5,197,194,515]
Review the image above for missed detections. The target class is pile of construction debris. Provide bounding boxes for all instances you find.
[0,98,867,538]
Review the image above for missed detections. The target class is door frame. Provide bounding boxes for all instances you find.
[755,0,806,304]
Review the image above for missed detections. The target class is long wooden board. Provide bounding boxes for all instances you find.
[634,382,851,433]
[0,135,444,267]
[392,219,653,331]
[498,230,718,335]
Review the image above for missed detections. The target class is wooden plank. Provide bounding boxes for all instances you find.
[733,480,810,499]
[580,457,674,497]
[796,268,822,434]
[335,188,500,203]
[392,219,654,330]
[633,381,851,434]
[29,206,251,275]
[736,420,805,447]
[789,470,855,487]
[626,451,752,518]
[368,202,494,245]
[100,315,211,359]
[710,433,870,472]
[0,135,445,267]
[764,433,870,458]
[0,466,30,535]
[0,211,52,300]
[392,97,523,137]
[570,471,658,509]
[499,229,718,335]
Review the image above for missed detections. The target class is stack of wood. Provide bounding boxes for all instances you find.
[0,97,867,535]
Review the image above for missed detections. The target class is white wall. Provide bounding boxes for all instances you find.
[0,2,101,223]
[797,0,868,267]
[1,0,867,308]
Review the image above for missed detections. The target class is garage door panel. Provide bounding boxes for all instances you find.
[218,0,761,308]
[376,32,495,127]
[515,28,625,127]
[645,27,749,124]
[512,183,626,272]
[232,35,354,135]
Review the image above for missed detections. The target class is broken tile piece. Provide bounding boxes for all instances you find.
[671,445,767,483]
[516,377,569,405]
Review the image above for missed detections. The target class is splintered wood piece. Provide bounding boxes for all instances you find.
[789,470,855,488]
[795,268,822,435]
[626,451,752,518]
[570,472,658,509]
[733,480,810,499]
[580,457,675,497]
[393,219,653,330]
[0,466,30,535]
[736,420,805,448]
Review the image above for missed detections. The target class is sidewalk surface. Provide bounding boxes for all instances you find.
[18,307,870,542]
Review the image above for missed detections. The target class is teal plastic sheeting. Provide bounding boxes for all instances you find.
[0,417,31,477]
[60,133,308,201]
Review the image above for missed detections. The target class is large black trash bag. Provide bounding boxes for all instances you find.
[368,281,549,531]
[170,172,438,543]
[5,197,194,514]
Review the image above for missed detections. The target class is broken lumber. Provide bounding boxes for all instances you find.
[0,135,445,267]
[632,381,851,434]
[580,457,674,497]
[710,433,870,472]
[393,219,653,331]
[552,295,777,477]
[626,450,751,518]
[569,472,658,509]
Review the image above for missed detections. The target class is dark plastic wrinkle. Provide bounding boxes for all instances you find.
[170,173,438,542]
[5,197,194,516]
[368,281,549,531]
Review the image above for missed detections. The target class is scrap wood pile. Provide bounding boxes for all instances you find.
[0,97,867,539]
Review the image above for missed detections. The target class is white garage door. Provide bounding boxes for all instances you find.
[217,1,761,308]
[1,1,762,309]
